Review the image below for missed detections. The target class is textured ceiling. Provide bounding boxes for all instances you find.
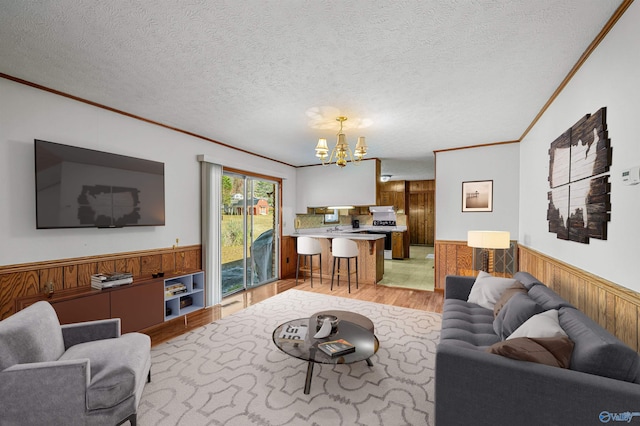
[0,1,624,180]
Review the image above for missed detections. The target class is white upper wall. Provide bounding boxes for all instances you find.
[0,78,297,265]
[435,143,520,241]
[519,2,640,291]
[295,159,378,213]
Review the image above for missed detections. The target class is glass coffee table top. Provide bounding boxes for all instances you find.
[272,317,379,394]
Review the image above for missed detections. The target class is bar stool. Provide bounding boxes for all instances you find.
[331,238,359,293]
[296,237,322,287]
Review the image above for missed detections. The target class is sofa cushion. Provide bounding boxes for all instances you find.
[493,281,527,317]
[467,271,517,310]
[60,333,151,410]
[528,285,575,311]
[487,336,574,368]
[507,309,567,340]
[440,299,500,349]
[0,301,66,371]
[493,292,544,340]
[559,308,640,383]
[513,271,545,290]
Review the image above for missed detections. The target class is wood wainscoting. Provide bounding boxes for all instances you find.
[0,245,202,320]
[435,240,640,352]
[434,240,512,291]
[519,245,640,352]
[434,240,474,291]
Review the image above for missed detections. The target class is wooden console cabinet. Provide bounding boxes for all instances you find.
[111,279,164,333]
[51,291,111,325]
[16,270,203,334]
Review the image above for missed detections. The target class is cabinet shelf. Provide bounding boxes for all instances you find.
[164,271,205,321]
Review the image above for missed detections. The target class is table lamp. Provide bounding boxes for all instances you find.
[467,230,511,273]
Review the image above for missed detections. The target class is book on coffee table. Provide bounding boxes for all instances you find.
[278,324,308,342]
[318,339,356,357]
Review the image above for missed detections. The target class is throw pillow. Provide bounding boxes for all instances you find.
[493,292,544,340]
[467,271,517,310]
[507,309,568,340]
[493,281,527,317]
[487,336,575,368]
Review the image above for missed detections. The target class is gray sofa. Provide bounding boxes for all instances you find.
[435,271,640,426]
[0,301,151,426]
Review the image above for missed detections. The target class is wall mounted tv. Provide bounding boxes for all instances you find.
[35,139,165,229]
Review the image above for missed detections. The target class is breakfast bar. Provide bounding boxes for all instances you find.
[291,229,386,284]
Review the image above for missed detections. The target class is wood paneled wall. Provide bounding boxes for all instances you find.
[409,180,435,245]
[519,245,640,352]
[379,180,435,246]
[435,240,640,352]
[434,240,474,291]
[379,180,407,213]
[0,245,201,320]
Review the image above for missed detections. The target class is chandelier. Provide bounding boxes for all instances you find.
[314,116,368,167]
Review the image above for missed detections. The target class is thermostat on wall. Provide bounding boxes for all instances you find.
[621,166,640,185]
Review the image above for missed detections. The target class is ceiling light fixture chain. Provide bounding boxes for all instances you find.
[314,116,368,168]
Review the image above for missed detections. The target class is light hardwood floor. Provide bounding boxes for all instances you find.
[148,279,444,346]
[221,278,444,318]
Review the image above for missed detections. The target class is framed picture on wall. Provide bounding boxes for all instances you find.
[462,180,493,212]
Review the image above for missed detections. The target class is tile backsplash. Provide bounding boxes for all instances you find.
[295,213,406,229]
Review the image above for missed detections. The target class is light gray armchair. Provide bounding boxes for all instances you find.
[0,301,151,426]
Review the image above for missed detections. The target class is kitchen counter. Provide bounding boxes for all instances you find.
[291,231,385,240]
[291,229,387,284]
[292,224,407,239]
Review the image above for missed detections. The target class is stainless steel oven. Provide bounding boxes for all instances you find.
[370,208,397,260]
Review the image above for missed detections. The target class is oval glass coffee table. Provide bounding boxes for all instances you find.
[272,317,379,394]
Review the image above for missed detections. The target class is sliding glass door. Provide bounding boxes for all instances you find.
[221,172,278,297]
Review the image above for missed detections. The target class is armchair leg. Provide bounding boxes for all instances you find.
[117,413,137,426]
[147,370,151,383]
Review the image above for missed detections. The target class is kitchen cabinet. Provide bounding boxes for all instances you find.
[295,159,379,212]
[392,231,404,259]
[380,180,407,213]
[392,231,409,259]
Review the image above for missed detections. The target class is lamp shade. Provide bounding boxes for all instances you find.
[315,138,328,151]
[467,231,510,249]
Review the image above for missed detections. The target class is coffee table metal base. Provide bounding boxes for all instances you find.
[304,361,315,394]
[303,354,374,394]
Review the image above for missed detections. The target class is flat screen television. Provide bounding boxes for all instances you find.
[35,139,165,229]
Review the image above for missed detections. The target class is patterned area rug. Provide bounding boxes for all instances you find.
[138,289,441,426]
